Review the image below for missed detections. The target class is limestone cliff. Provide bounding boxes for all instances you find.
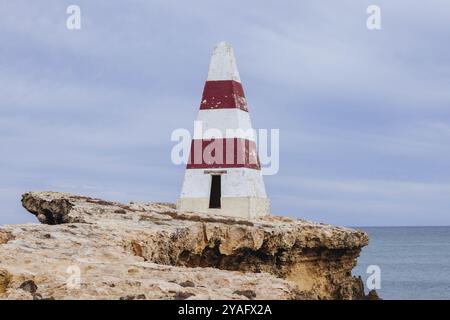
[0,191,373,300]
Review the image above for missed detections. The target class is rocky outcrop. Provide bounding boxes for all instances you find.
[0,191,372,300]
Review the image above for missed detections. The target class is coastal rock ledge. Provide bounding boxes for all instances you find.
[0,191,374,300]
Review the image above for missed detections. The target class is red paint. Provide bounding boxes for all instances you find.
[187,138,260,170]
[200,80,248,112]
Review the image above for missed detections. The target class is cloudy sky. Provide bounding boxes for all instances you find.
[1,0,449,226]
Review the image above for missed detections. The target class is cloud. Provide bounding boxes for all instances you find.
[270,178,450,226]
[0,0,449,226]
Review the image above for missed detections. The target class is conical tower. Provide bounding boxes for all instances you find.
[176,42,270,219]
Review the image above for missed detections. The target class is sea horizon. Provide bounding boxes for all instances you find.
[353,226,450,300]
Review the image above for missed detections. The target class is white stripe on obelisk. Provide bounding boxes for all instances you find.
[194,109,256,141]
[180,167,267,198]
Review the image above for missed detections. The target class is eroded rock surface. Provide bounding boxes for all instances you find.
[0,191,372,300]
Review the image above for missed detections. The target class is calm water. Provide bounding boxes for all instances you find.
[352,227,450,300]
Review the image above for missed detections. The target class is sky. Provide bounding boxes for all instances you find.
[0,0,449,226]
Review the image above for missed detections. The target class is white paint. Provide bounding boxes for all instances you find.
[206,41,241,82]
[180,168,267,198]
[177,196,270,220]
[194,109,256,141]
[178,168,270,219]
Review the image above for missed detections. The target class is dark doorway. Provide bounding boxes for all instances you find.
[209,175,221,209]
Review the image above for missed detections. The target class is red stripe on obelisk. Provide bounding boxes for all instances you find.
[187,138,260,170]
[200,80,248,112]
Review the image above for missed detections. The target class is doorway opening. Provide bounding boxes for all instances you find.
[209,175,221,209]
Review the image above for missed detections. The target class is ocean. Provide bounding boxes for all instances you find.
[352,227,450,300]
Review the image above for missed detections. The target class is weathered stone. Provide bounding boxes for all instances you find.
[0,191,375,300]
[233,289,257,299]
[179,280,195,288]
[119,294,146,300]
[19,280,38,294]
[0,230,14,244]
[174,291,196,300]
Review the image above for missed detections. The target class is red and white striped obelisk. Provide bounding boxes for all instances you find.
[176,42,270,219]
